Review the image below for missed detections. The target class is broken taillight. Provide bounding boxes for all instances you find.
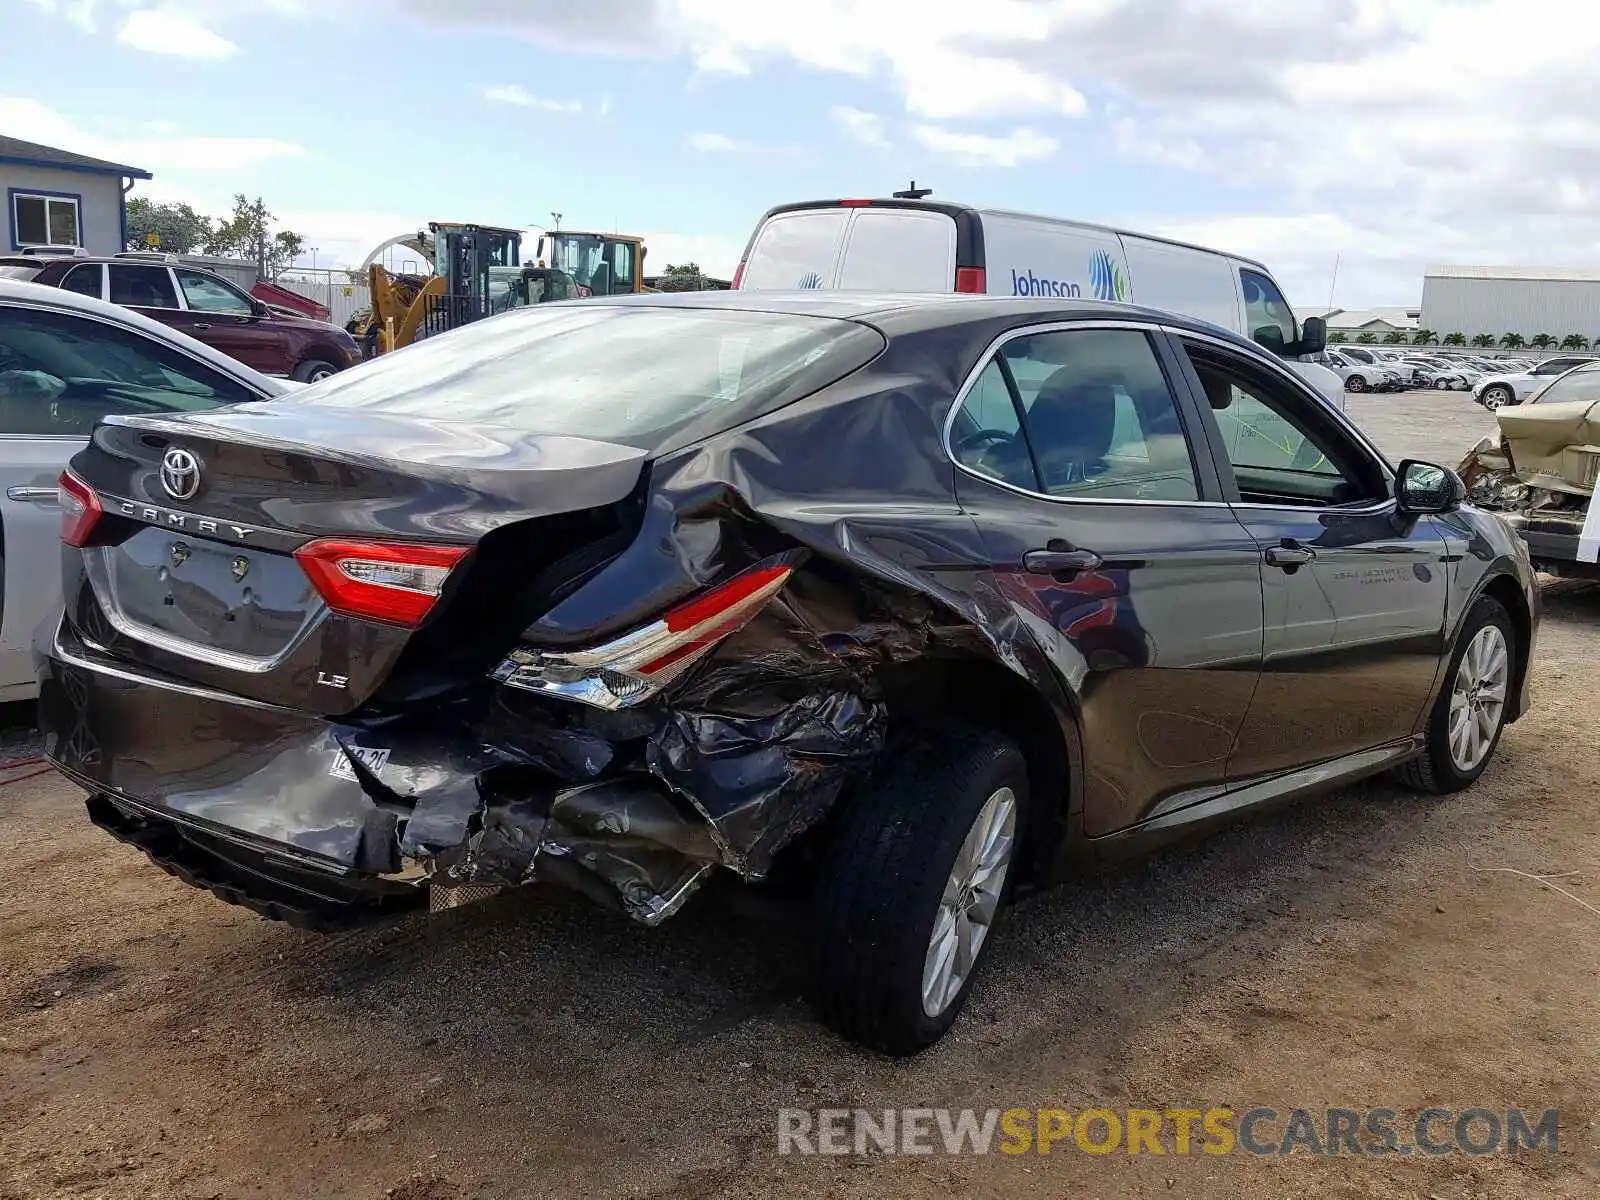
[59,469,102,548]
[294,538,470,629]
[492,563,794,710]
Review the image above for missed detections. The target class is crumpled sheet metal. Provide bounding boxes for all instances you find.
[1459,402,1600,506]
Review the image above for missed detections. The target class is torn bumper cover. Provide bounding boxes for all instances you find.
[1458,399,1600,573]
[37,579,893,928]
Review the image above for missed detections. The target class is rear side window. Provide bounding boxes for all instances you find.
[0,304,259,435]
[837,210,956,291]
[952,328,1199,501]
[741,210,850,290]
[109,264,179,309]
[60,263,104,299]
[298,304,885,451]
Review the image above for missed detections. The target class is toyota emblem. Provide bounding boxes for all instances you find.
[160,447,201,501]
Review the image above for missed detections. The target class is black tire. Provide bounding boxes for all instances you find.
[1480,385,1513,410]
[808,725,1029,1056]
[1392,596,1516,794]
[292,358,339,383]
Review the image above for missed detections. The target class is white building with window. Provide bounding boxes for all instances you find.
[1,136,151,255]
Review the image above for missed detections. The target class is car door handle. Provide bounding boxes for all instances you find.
[1023,548,1104,575]
[6,486,58,504]
[192,322,211,331]
[1263,539,1316,569]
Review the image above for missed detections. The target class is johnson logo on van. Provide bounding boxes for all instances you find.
[1089,250,1128,303]
[1009,268,1081,298]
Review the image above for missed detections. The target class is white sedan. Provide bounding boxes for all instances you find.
[0,279,289,699]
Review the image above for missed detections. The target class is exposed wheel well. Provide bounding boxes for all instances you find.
[878,656,1073,885]
[1480,573,1533,721]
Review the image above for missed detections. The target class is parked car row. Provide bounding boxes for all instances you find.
[0,248,360,382]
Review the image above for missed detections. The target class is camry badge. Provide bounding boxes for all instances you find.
[160,447,201,501]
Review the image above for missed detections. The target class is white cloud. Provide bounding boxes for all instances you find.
[830,106,888,149]
[25,0,97,30]
[913,125,1058,168]
[481,84,581,112]
[687,131,789,154]
[0,98,304,174]
[117,7,239,58]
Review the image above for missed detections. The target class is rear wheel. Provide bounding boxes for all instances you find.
[1345,374,1368,393]
[1393,596,1515,794]
[292,358,339,383]
[808,725,1028,1056]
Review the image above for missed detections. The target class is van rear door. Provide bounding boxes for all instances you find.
[738,209,851,290]
[836,208,956,290]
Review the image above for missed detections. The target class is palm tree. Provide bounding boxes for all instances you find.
[1471,333,1496,348]
[1381,330,1407,344]
[1412,329,1439,345]
[1499,333,1526,349]
[1356,331,1378,344]
[1328,331,1348,343]
[1529,333,1557,350]
[1560,334,1590,350]
[1443,332,1467,346]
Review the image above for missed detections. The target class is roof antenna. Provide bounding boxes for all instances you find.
[892,180,933,200]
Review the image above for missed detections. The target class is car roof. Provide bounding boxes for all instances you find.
[0,278,289,395]
[579,288,1273,350]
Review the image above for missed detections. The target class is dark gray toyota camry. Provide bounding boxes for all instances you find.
[39,291,1538,1054]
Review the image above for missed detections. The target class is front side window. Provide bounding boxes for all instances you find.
[1240,268,1298,352]
[951,327,1200,501]
[1185,341,1384,508]
[176,269,254,314]
[0,304,259,436]
[108,264,179,309]
[1531,363,1600,405]
[12,192,81,247]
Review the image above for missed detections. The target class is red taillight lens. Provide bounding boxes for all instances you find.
[492,563,794,709]
[838,198,874,207]
[954,267,986,294]
[294,538,469,629]
[59,469,102,547]
[730,261,746,289]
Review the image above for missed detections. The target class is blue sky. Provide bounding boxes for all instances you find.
[7,0,1598,308]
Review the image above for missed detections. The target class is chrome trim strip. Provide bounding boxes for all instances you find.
[6,485,58,503]
[58,627,293,713]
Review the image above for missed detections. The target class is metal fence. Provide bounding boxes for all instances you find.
[274,269,371,329]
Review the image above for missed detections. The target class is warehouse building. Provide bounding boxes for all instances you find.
[1420,265,1600,346]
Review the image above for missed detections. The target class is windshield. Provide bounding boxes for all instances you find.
[1531,363,1600,405]
[544,234,606,287]
[296,303,885,450]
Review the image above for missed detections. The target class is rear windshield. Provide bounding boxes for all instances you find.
[296,303,885,450]
[0,265,43,281]
[1532,363,1600,405]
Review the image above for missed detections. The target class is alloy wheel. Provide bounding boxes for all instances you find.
[1448,624,1509,772]
[921,786,1016,1018]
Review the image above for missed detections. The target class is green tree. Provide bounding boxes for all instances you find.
[1443,332,1467,346]
[204,194,305,279]
[1499,332,1525,349]
[1328,331,1348,343]
[1529,333,1557,349]
[1470,333,1496,348]
[1356,331,1378,343]
[124,197,213,253]
[1381,330,1407,344]
[1560,334,1590,350]
[663,261,703,277]
[1411,328,1439,345]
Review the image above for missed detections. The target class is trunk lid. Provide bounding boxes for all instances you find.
[66,403,649,715]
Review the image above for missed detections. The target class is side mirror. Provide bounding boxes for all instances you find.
[1298,316,1327,355]
[1395,459,1464,515]
[250,298,269,318]
[1252,325,1287,355]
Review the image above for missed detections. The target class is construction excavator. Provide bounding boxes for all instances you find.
[349,223,650,357]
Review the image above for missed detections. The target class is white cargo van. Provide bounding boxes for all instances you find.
[733,196,1342,408]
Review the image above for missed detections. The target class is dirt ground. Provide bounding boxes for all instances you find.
[3,391,1597,1199]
